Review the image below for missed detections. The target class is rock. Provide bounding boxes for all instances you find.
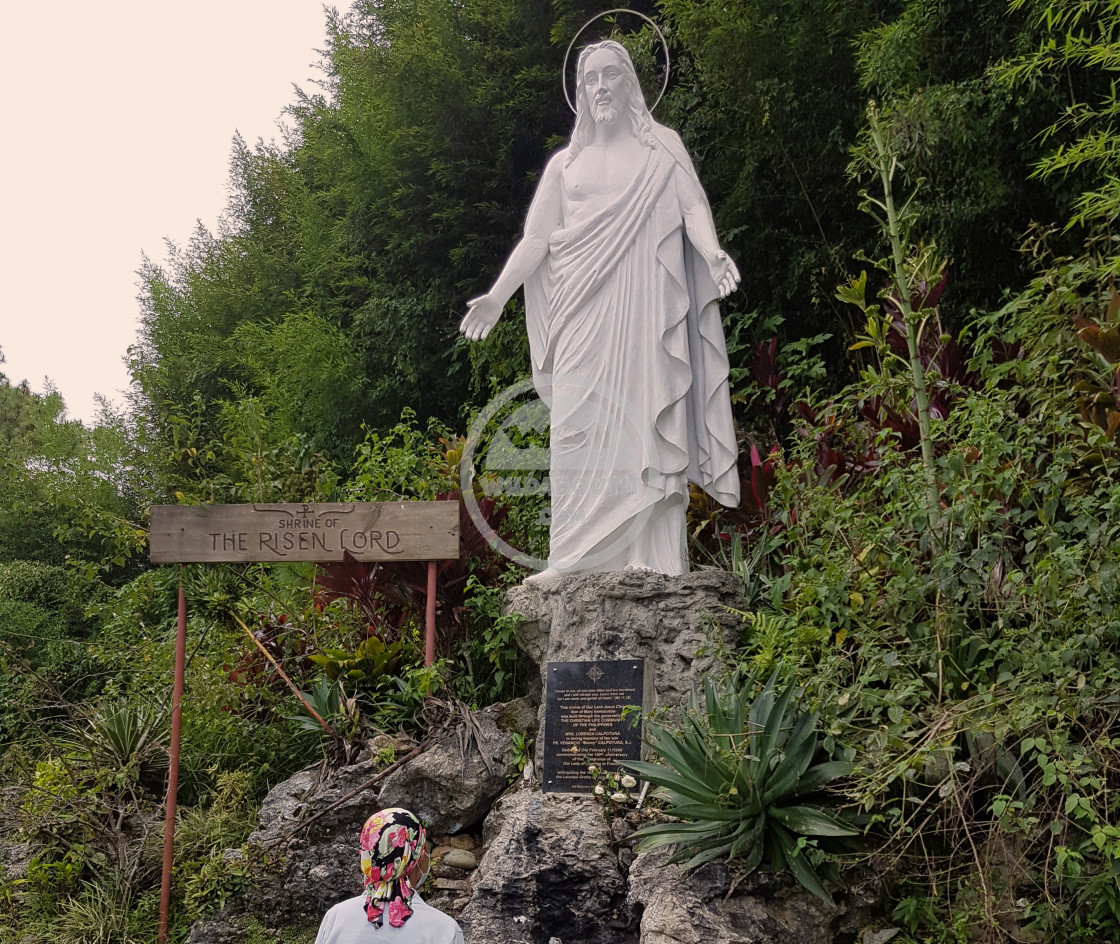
[378,698,534,834]
[627,846,841,944]
[251,758,380,846]
[506,570,747,768]
[245,758,381,922]
[186,910,248,944]
[458,789,629,944]
[0,840,39,882]
[442,848,478,870]
[368,733,395,757]
[509,569,746,707]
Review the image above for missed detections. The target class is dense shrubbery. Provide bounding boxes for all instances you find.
[715,314,1120,937]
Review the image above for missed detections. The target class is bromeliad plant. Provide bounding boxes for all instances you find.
[623,672,856,904]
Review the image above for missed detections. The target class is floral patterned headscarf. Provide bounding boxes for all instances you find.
[359,807,428,928]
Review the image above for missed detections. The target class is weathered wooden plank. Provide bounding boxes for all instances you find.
[149,502,460,563]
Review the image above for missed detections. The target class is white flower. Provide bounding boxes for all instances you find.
[588,765,598,774]
[620,775,637,789]
[594,785,605,796]
[610,792,627,803]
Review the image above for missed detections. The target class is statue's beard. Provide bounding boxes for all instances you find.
[592,100,619,124]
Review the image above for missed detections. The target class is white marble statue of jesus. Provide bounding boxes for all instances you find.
[460,40,740,580]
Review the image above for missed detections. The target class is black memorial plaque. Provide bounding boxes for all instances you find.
[542,659,645,794]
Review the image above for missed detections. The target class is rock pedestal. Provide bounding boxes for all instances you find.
[458,790,629,944]
[453,571,872,944]
[506,569,748,771]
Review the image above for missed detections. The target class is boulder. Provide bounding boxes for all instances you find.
[458,788,629,944]
[378,698,535,835]
[441,848,478,870]
[247,758,381,922]
[0,840,39,883]
[250,758,380,847]
[186,911,249,944]
[627,847,840,944]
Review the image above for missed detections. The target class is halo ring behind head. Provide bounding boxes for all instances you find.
[562,9,670,114]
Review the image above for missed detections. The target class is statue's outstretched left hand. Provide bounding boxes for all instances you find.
[708,250,741,298]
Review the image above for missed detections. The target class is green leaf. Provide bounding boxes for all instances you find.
[835,270,869,311]
[771,823,835,905]
[755,678,798,782]
[770,804,858,837]
[631,821,726,852]
[665,832,733,867]
[647,724,718,787]
[795,761,854,795]
[729,813,766,861]
[680,842,734,871]
[622,761,717,805]
[748,673,778,752]
[761,712,819,805]
[665,802,755,822]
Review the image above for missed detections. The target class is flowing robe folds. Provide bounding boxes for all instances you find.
[523,128,739,575]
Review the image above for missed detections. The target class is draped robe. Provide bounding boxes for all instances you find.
[523,126,739,575]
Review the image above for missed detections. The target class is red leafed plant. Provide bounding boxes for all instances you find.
[313,491,511,654]
[225,612,312,688]
[1071,290,1120,444]
[688,441,784,557]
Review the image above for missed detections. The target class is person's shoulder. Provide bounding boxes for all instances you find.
[323,894,365,919]
[315,895,366,942]
[413,896,464,939]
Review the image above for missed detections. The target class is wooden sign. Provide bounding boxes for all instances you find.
[149,502,459,564]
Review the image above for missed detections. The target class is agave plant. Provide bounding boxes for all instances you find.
[68,697,169,790]
[288,675,369,764]
[623,672,855,904]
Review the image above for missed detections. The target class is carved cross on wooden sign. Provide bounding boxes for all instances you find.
[149,502,460,563]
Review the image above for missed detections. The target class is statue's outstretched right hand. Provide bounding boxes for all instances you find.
[707,250,741,299]
[460,294,503,341]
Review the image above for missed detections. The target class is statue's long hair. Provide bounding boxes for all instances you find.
[566,40,658,166]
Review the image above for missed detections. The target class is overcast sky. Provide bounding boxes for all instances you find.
[0,1,331,426]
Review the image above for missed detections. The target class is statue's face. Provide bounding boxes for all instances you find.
[582,47,631,125]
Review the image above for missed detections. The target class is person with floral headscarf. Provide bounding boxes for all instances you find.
[314,808,464,944]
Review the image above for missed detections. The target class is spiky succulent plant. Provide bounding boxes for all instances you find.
[624,672,855,903]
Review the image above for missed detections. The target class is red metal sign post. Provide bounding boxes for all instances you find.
[157,573,188,944]
[425,560,437,666]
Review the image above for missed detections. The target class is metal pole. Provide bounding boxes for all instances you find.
[158,570,188,944]
[425,560,437,666]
